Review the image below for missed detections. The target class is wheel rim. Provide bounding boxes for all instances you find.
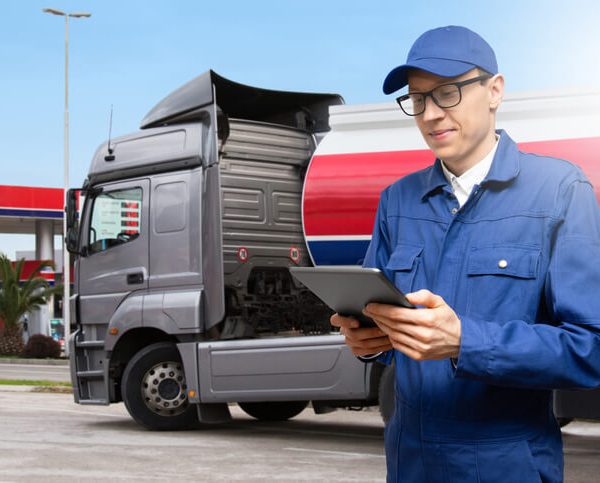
[141,361,189,416]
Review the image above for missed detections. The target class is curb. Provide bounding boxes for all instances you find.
[0,357,69,366]
[0,385,33,392]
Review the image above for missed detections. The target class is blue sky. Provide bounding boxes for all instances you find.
[1,0,600,257]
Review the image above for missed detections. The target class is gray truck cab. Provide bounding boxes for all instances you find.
[66,71,389,429]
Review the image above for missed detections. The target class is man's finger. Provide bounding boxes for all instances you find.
[330,313,360,329]
[345,334,391,351]
[387,329,431,353]
[405,289,445,309]
[364,303,413,321]
[343,326,388,341]
[347,337,393,356]
[364,305,435,327]
[371,316,429,343]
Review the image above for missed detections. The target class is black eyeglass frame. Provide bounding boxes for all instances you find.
[395,74,493,116]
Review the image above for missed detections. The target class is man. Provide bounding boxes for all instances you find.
[331,26,600,482]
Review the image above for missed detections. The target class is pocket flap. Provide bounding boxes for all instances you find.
[467,246,540,279]
[386,244,423,271]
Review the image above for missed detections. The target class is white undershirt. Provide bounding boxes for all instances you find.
[440,138,499,208]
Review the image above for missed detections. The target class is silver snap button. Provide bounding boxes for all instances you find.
[451,207,458,215]
[498,259,508,269]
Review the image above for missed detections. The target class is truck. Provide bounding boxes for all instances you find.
[66,71,600,430]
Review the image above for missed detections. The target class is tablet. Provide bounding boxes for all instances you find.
[289,266,415,327]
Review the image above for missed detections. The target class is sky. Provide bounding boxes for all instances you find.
[1,0,600,257]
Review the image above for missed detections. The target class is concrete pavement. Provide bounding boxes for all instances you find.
[1,359,599,482]
[0,391,387,482]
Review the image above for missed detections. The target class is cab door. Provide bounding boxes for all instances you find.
[77,179,149,338]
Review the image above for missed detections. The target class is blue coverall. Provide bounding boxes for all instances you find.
[363,130,600,482]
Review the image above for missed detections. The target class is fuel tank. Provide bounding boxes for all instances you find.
[302,92,600,266]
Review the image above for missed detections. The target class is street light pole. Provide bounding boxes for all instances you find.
[42,8,91,356]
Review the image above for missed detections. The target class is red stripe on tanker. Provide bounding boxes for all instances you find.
[302,136,600,266]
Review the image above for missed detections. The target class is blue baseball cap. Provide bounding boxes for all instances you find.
[382,26,498,94]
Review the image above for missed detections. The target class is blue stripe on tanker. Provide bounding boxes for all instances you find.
[307,239,371,266]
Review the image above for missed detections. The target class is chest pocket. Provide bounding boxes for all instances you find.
[466,245,541,319]
[385,244,423,293]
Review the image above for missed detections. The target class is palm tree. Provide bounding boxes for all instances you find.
[0,255,62,356]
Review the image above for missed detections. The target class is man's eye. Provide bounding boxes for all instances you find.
[437,87,457,99]
[411,95,424,106]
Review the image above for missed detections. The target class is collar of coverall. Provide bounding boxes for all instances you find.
[420,129,521,201]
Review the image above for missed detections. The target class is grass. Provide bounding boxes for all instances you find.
[0,379,71,387]
[0,355,68,361]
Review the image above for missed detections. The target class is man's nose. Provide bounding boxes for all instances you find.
[421,95,445,122]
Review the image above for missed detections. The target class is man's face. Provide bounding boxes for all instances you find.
[407,69,503,173]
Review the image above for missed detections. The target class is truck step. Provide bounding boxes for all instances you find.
[76,370,104,379]
[75,340,104,349]
[78,399,109,406]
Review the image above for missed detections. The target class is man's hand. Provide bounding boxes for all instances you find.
[363,289,461,361]
[330,314,393,357]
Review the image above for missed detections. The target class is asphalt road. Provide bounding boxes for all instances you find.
[0,389,599,482]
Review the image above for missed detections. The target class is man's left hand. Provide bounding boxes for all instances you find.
[363,289,461,361]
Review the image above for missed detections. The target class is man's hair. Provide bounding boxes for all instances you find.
[477,67,493,83]
[405,66,494,89]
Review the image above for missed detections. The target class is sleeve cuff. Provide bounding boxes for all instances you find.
[453,315,493,379]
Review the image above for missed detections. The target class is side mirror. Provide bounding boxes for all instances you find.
[65,189,80,255]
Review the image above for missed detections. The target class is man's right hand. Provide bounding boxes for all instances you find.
[330,313,393,357]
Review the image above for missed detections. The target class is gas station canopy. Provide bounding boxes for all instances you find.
[0,185,63,235]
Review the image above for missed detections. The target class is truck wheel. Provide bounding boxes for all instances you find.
[121,342,197,430]
[238,401,308,421]
[378,363,395,424]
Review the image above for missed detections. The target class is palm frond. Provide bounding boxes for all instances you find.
[0,255,60,331]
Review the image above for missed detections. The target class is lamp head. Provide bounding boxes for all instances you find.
[42,8,66,16]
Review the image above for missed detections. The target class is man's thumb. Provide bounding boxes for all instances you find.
[405,289,442,308]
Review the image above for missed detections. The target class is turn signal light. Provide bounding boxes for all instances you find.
[188,390,197,398]
[108,327,119,336]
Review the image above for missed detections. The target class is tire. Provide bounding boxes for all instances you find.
[378,363,396,424]
[238,400,309,421]
[121,342,198,430]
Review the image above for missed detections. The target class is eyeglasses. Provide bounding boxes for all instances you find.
[396,74,492,116]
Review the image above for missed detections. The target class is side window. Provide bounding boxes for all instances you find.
[88,187,142,255]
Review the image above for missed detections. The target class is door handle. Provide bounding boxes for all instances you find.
[127,272,144,285]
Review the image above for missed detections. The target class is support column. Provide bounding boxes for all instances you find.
[35,220,55,262]
[29,220,55,338]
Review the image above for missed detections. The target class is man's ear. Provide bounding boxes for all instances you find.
[489,74,504,111]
